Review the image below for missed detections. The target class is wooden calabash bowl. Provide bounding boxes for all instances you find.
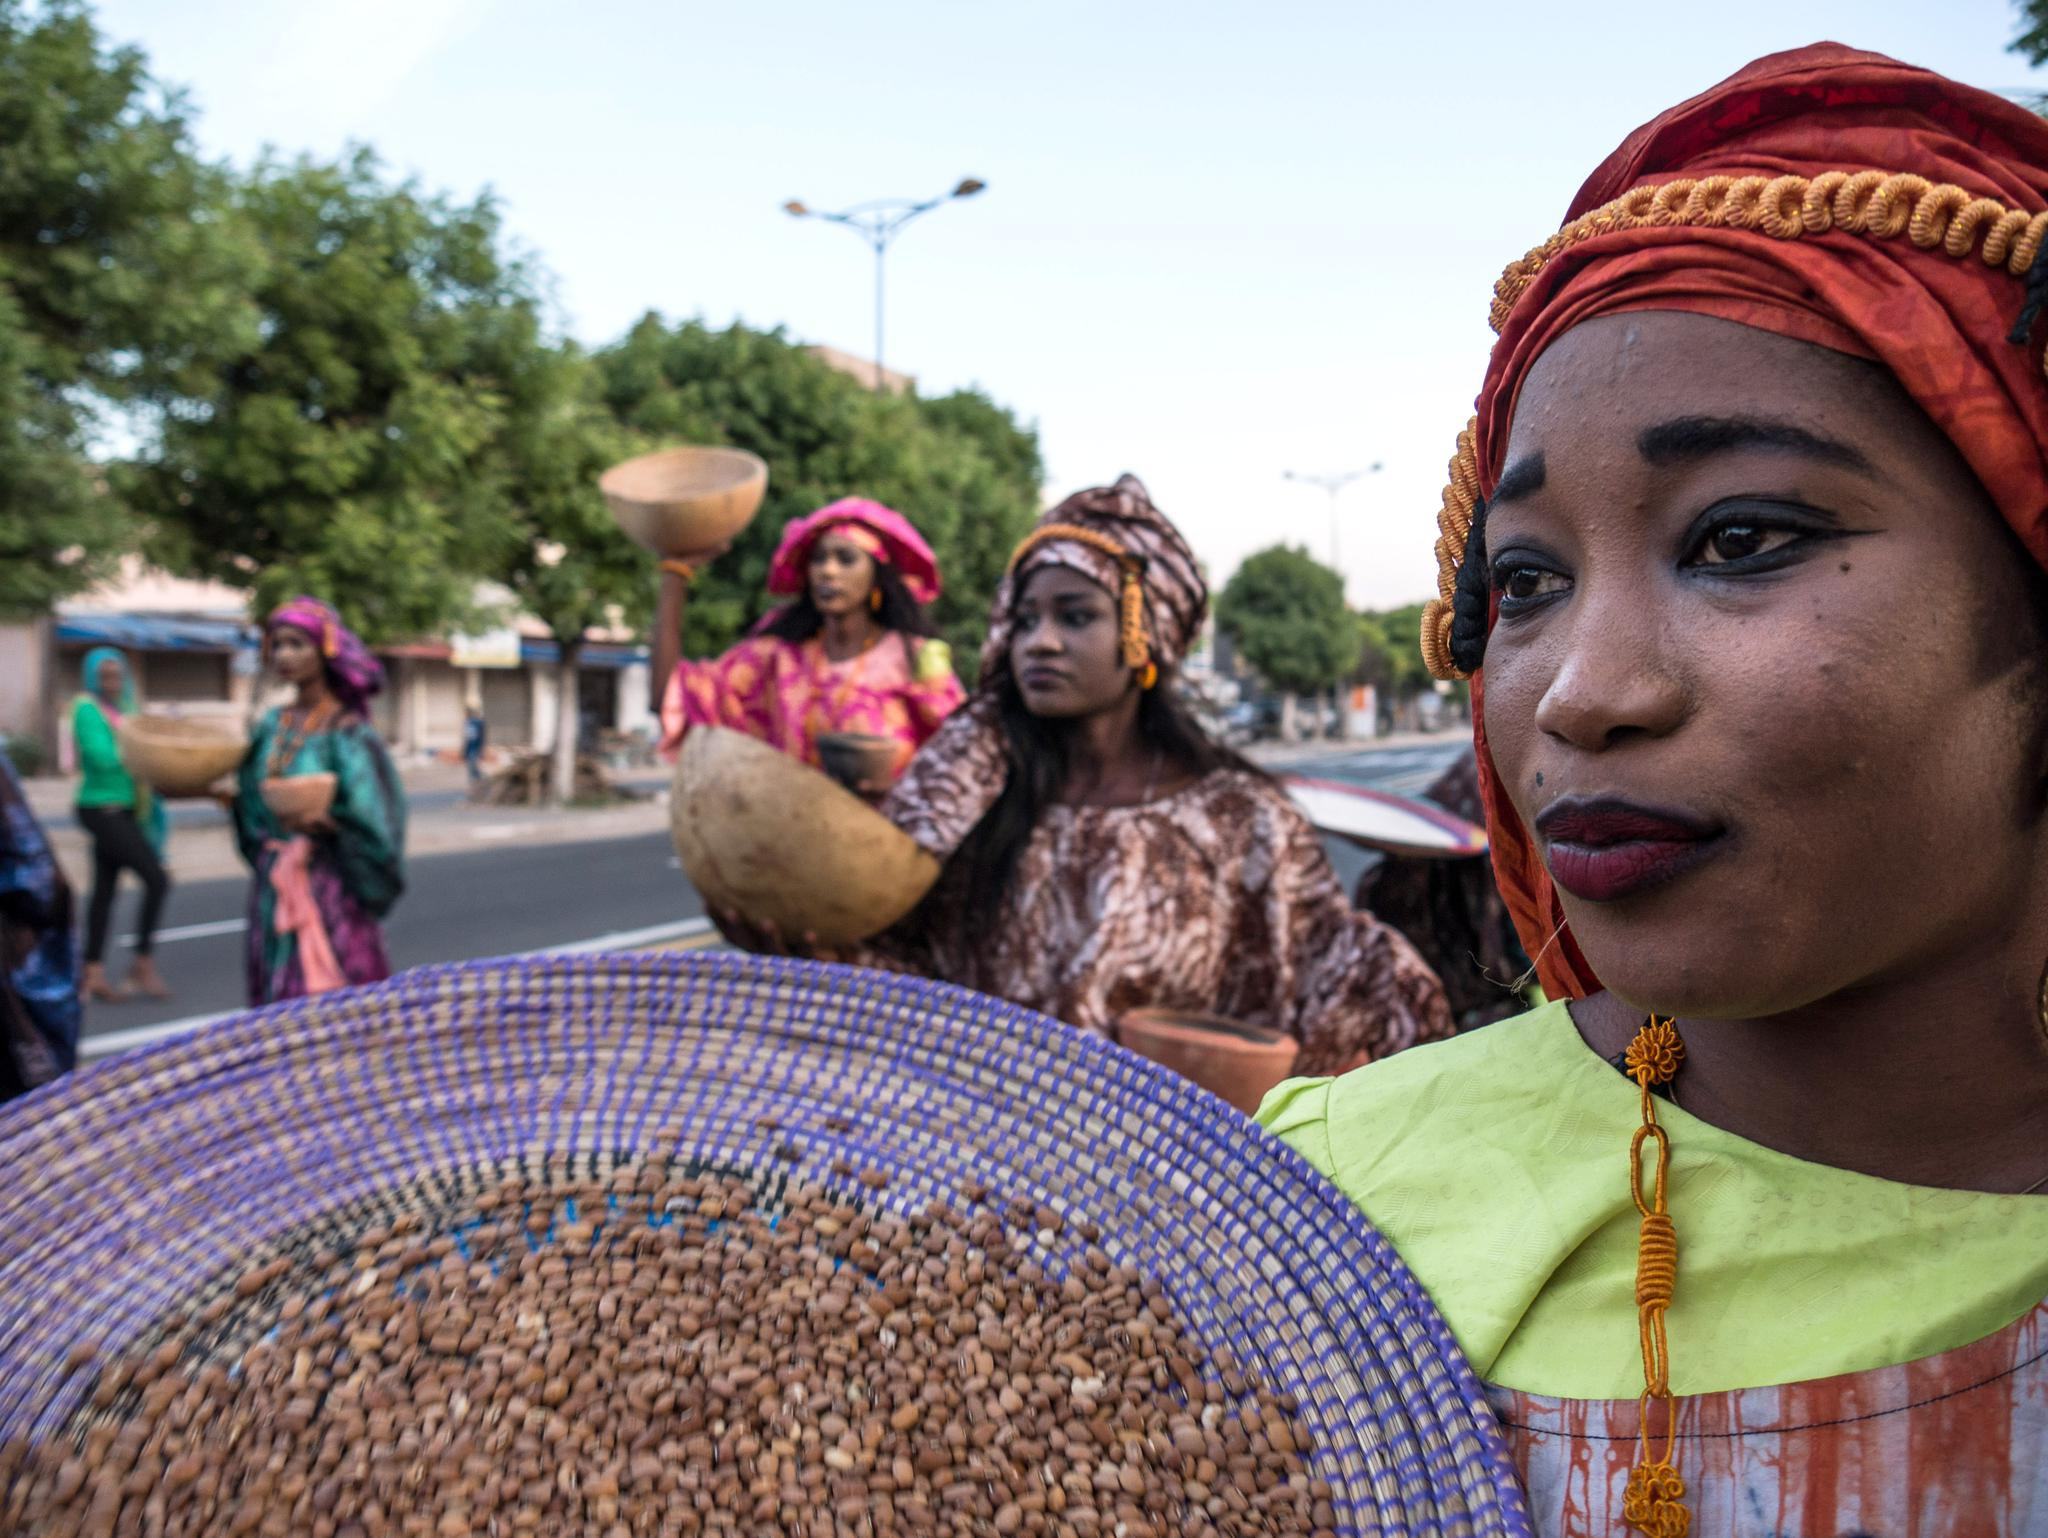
[117,717,247,798]
[673,727,939,946]
[1113,1010,1302,1115]
[599,446,768,558]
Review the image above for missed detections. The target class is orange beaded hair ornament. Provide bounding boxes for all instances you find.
[1007,523,1159,689]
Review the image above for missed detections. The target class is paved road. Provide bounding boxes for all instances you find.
[80,738,1468,1051]
[81,832,703,1049]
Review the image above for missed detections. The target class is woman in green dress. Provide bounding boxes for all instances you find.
[231,598,406,1005]
[70,647,170,1002]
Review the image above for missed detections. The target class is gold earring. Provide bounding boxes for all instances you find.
[1138,662,1158,690]
[869,588,882,613]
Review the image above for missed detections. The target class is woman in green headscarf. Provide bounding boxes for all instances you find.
[71,648,171,1002]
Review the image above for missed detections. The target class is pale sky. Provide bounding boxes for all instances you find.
[91,0,2045,608]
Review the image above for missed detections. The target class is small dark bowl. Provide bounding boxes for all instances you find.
[816,732,902,791]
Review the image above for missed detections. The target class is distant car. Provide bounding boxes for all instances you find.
[1234,699,1283,742]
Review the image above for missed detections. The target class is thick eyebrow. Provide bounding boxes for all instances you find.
[1490,453,1545,505]
[1636,415,1875,474]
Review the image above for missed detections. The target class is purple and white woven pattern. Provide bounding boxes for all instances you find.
[0,953,1531,1536]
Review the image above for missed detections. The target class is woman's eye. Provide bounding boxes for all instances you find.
[1690,522,1804,567]
[1493,564,1567,603]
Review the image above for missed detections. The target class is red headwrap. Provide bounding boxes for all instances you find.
[1434,44,2048,1000]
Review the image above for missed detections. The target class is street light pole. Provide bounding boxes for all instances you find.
[783,178,986,393]
[1284,463,1381,576]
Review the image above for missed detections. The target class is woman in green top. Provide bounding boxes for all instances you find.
[1259,46,2048,1535]
[70,647,170,1002]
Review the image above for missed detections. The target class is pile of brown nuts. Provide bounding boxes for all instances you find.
[1,1155,1331,1537]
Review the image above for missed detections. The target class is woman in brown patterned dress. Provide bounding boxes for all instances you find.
[724,475,1451,1077]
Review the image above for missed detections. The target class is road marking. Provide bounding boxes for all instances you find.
[82,1010,237,1059]
[80,916,719,1060]
[541,916,713,954]
[126,917,247,946]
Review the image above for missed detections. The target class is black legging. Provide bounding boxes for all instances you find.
[75,805,170,964]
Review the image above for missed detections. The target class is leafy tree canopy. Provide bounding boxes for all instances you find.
[1216,544,1354,695]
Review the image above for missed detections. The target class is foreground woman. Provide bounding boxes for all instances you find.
[1261,45,2048,1532]
[232,599,406,1005]
[651,498,964,785]
[736,476,1450,1076]
[70,648,170,1000]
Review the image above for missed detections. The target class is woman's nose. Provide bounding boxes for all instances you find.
[1531,587,1690,753]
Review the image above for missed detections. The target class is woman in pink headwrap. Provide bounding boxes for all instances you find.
[650,497,964,788]
[722,476,1451,1078]
[230,598,406,1006]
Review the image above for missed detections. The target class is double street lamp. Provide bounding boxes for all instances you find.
[1284,463,1383,579]
[783,178,987,392]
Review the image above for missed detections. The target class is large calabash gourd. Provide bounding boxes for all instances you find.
[672,728,939,946]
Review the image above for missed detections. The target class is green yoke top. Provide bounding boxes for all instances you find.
[1258,998,2048,1399]
[233,707,406,917]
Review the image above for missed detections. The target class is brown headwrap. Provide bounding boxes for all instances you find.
[980,474,1207,685]
[886,474,1208,861]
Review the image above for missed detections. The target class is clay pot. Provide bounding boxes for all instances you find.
[260,773,338,824]
[599,446,768,557]
[672,728,939,946]
[1112,1010,1301,1115]
[117,717,247,798]
[814,732,904,793]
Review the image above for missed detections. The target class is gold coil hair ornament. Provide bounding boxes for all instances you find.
[1420,169,2048,680]
[1622,1018,1688,1538]
[1007,523,1156,681]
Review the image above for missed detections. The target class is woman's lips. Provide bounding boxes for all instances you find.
[1535,796,1727,903]
[1018,666,1066,689]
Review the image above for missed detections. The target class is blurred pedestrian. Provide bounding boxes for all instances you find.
[230,598,406,1005]
[462,701,487,787]
[0,746,80,1101]
[70,646,170,1001]
[649,498,964,790]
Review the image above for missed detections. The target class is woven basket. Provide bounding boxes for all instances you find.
[0,953,1530,1534]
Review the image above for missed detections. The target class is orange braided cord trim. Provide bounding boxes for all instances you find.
[1622,1017,1687,1536]
[1490,170,2048,334]
[1421,169,2048,681]
[1006,523,1153,672]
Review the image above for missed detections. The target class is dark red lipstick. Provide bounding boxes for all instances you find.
[1535,796,1726,902]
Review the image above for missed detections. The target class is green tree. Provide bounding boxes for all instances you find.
[0,0,259,614]
[477,324,647,802]
[1355,602,1433,697]
[1216,545,1355,701]
[595,317,1041,676]
[129,150,537,643]
[2016,0,2048,65]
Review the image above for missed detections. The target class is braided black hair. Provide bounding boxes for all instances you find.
[2010,240,2048,346]
[1447,498,1491,676]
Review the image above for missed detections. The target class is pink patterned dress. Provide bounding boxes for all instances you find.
[659,632,963,775]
